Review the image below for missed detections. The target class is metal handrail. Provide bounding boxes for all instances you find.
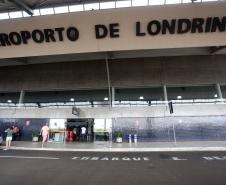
[0,98,225,108]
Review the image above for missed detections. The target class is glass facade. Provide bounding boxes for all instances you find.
[1,116,226,143]
[112,116,226,142]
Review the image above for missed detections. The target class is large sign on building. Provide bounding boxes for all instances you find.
[0,2,226,58]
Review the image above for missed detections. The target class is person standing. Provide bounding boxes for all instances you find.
[73,127,77,141]
[40,124,50,148]
[81,126,87,141]
[12,126,20,141]
[4,127,13,150]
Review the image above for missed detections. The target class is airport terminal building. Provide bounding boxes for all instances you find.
[0,0,226,143]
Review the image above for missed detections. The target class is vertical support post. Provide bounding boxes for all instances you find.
[105,56,112,108]
[112,86,115,107]
[163,85,168,104]
[163,85,176,145]
[67,5,70,13]
[53,6,56,14]
[104,119,107,131]
[18,90,25,106]
[172,122,177,146]
[108,118,113,147]
[216,83,223,100]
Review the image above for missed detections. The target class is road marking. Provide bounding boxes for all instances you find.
[1,155,226,161]
[72,156,150,161]
[203,156,226,160]
[0,155,59,160]
[172,157,188,161]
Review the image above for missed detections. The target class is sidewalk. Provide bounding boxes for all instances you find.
[1,141,226,152]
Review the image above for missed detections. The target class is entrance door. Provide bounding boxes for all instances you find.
[66,118,94,142]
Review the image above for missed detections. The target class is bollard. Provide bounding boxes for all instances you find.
[134,134,137,143]
[128,134,132,143]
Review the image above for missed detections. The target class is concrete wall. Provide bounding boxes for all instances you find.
[0,104,226,119]
[0,55,226,91]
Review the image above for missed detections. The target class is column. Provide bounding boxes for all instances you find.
[112,86,115,107]
[163,85,168,104]
[216,83,223,100]
[105,57,112,108]
[18,90,25,106]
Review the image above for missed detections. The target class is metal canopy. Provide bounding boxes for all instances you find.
[0,0,116,13]
[0,46,226,67]
[8,0,34,15]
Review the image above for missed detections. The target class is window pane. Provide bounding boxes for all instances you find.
[49,119,66,129]
[54,6,69,14]
[22,11,31,17]
[115,87,164,101]
[0,92,20,103]
[69,5,84,12]
[166,0,182,4]
[221,85,226,98]
[132,0,148,6]
[94,119,105,131]
[182,0,201,3]
[9,11,23,18]
[167,85,217,100]
[202,0,218,1]
[116,0,131,8]
[149,0,165,5]
[84,3,99,11]
[100,2,115,9]
[40,8,54,15]
[0,13,9,20]
[24,89,109,103]
[33,9,40,16]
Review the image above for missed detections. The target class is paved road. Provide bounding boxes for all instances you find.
[0,150,226,185]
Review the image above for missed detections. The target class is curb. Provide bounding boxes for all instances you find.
[1,146,226,152]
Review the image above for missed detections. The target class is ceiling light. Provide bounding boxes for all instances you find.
[70,98,75,102]
[139,96,144,100]
[214,94,218,98]
[7,100,12,103]
[104,97,108,101]
[177,95,182,99]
